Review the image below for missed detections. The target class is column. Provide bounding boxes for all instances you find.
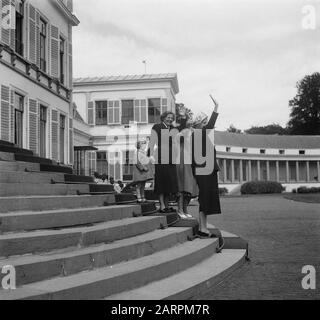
[306,161,310,182]
[239,160,243,183]
[296,161,300,182]
[223,159,227,182]
[286,161,290,183]
[276,161,280,182]
[248,160,252,181]
[257,161,261,181]
[231,159,235,183]
[266,161,270,181]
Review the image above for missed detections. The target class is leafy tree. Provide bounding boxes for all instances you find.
[227,124,242,134]
[287,72,320,135]
[245,124,288,135]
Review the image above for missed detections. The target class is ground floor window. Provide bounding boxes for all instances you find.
[14,93,24,148]
[59,114,65,164]
[39,105,47,158]
[97,151,108,175]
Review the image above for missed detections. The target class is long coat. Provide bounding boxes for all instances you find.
[192,112,221,215]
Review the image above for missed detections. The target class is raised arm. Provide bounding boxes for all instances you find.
[205,95,219,129]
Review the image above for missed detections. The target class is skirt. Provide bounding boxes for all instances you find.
[195,172,221,216]
[176,164,199,197]
[133,163,154,183]
[154,164,179,195]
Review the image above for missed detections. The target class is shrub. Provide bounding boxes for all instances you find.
[101,173,108,182]
[219,188,229,196]
[297,186,320,194]
[93,172,101,179]
[241,181,284,195]
[292,189,297,194]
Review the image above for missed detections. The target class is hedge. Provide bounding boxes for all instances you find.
[241,181,284,195]
[296,186,320,194]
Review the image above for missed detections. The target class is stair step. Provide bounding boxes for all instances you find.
[14,154,53,165]
[0,237,217,300]
[0,171,65,184]
[106,249,247,300]
[65,174,94,183]
[0,216,166,258]
[40,164,73,174]
[0,194,115,213]
[0,183,90,197]
[0,152,15,161]
[0,145,33,156]
[89,184,115,193]
[0,228,192,286]
[0,161,40,172]
[0,140,14,147]
[0,205,141,232]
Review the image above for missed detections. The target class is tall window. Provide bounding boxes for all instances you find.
[95,101,108,125]
[134,100,147,123]
[14,93,24,148]
[122,100,134,125]
[108,101,120,125]
[59,115,65,163]
[122,150,135,181]
[97,151,108,175]
[148,98,161,124]
[59,37,65,84]
[15,2,24,56]
[39,106,47,158]
[40,19,47,72]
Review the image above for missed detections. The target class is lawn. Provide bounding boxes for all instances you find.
[283,193,320,204]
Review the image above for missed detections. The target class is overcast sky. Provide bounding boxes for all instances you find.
[73,0,320,131]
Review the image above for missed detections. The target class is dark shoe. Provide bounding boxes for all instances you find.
[158,209,167,214]
[197,231,215,239]
[165,207,176,213]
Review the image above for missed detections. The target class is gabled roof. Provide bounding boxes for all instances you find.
[215,131,320,149]
[73,73,180,94]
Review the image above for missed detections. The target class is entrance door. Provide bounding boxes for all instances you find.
[14,93,24,148]
[39,106,47,158]
[59,114,65,164]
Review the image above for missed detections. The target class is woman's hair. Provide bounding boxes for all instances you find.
[160,111,176,123]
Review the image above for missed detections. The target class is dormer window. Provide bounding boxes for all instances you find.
[299,150,305,155]
[260,149,266,154]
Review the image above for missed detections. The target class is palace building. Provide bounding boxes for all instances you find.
[0,0,79,165]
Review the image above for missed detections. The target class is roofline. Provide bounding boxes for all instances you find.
[73,74,180,94]
[53,0,80,26]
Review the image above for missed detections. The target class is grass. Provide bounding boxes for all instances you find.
[284,193,320,204]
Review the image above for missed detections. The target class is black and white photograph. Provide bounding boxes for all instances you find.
[0,0,319,310]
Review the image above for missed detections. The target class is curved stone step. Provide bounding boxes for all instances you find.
[0,237,218,300]
[0,183,90,197]
[0,171,65,184]
[0,227,193,286]
[40,164,73,174]
[0,205,141,233]
[0,216,167,257]
[14,154,53,165]
[0,152,15,161]
[0,194,115,213]
[0,145,33,156]
[106,249,247,300]
[0,161,40,172]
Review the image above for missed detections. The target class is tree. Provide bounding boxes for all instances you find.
[287,72,320,135]
[245,124,288,135]
[227,124,242,134]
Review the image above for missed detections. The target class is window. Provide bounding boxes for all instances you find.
[162,98,168,113]
[122,150,135,181]
[122,100,134,125]
[260,149,266,154]
[134,100,147,123]
[40,19,47,72]
[299,150,305,155]
[95,101,108,125]
[108,101,120,124]
[14,93,24,148]
[59,115,65,163]
[148,98,161,124]
[39,106,47,158]
[242,148,247,154]
[60,37,65,84]
[226,147,231,152]
[15,2,24,56]
[97,151,108,175]
[279,150,285,155]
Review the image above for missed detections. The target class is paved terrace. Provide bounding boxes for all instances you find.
[191,195,320,300]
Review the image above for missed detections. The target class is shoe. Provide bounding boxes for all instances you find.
[159,209,167,214]
[185,213,194,219]
[177,211,188,219]
[165,207,176,213]
[197,231,215,238]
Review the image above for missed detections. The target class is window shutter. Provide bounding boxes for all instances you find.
[51,109,59,161]
[9,89,14,143]
[28,3,36,64]
[141,100,147,123]
[1,0,12,46]
[134,100,140,123]
[35,11,40,67]
[68,42,73,89]
[50,25,59,78]
[115,101,120,124]
[87,101,94,125]
[28,99,39,154]
[0,85,10,142]
[69,118,73,164]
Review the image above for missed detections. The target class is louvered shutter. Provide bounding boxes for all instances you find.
[51,109,59,161]
[69,117,73,164]
[87,101,94,125]
[28,99,39,154]
[9,0,15,50]
[68,41,73,89]
[9,89,14,143]
[0,85,10,142]
[28,3,36,64]
[1,0,11,46]
[50,25,59,78]
[35,10,40,67]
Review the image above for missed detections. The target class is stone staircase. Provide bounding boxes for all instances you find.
[0,141,248,300]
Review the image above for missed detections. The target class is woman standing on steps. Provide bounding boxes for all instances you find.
[192,96,221,238]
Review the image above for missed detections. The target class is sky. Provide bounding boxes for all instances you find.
[72,0,320,131]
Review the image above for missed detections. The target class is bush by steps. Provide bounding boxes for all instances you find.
[241,181,284,195]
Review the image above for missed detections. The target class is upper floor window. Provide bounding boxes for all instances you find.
[60,37,65,84]
[39,19,47,72]
[242,148,248,153]
[134,100,147,123]
[260,149,266,154]
[95,101,108,125]
[279,150,285,155]
[15,2,24,56]
[299,150,305,155]
[148,98,161,124]
[108,101,120,125]
[226,147,231,152]
[122,100,134,125]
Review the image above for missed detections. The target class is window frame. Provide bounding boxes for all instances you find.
[95,100,108,126]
